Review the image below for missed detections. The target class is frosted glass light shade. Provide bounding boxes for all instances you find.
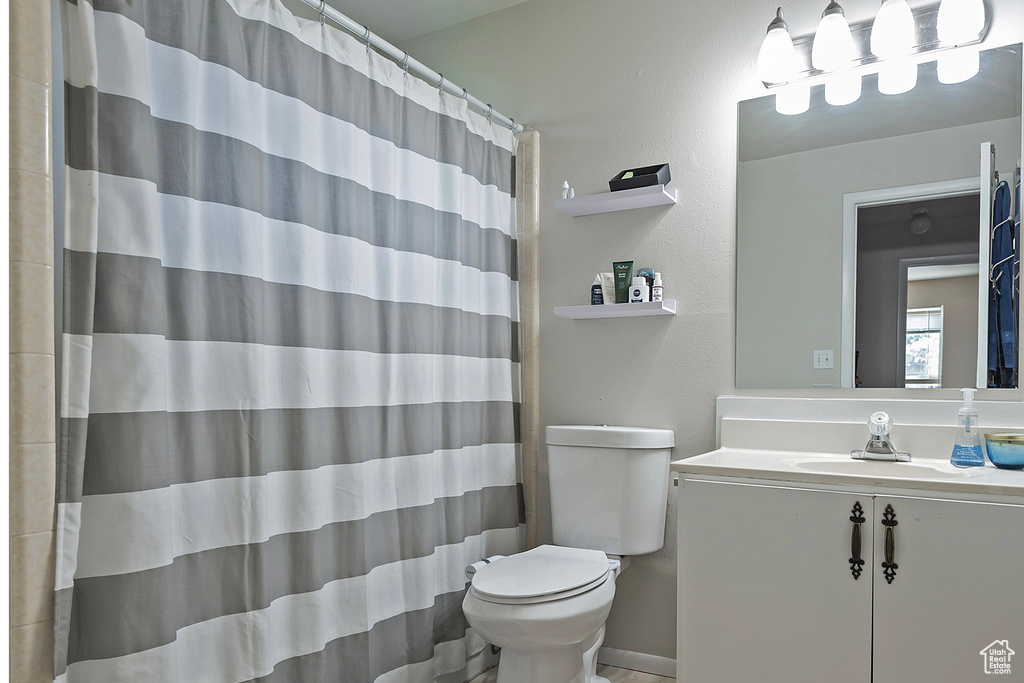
[825,72,862,106]
[775,83,810,115]
[812,9,856,71]
[909,209,932,235]
[938,47,980,83]
[871,0,916,59]
[937,0,985,45]
[877,61,918,94]
[757,26,797,84]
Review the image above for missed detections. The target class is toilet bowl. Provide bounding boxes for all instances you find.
[463,425,674,683]
[463,546,617,683]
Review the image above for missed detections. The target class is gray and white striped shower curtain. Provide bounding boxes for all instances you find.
[55,1,522,680]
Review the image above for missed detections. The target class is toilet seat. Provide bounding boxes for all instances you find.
[470,545,610,605]
[471,571,610,605]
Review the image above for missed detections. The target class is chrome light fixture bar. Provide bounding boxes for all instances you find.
[759,0,990,88]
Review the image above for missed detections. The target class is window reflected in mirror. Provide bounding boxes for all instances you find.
[905,306,944,388]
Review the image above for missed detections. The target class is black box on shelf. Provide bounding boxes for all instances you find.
[609,163,671,192]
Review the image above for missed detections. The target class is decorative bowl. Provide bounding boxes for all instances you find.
[984,434,1024,470]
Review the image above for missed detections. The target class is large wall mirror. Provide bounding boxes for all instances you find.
[736,43,1022,390]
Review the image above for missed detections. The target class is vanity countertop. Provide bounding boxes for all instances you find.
[672,447,1024,499]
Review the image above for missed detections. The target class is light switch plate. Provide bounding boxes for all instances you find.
[813,349,834,369]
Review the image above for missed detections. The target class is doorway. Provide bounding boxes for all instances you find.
[844,186,982,388]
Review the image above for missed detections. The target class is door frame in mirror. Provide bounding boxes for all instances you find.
[840,177,982,388]
[897,256,980,388]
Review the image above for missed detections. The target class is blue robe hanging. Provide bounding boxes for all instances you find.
[988,180,1016,387]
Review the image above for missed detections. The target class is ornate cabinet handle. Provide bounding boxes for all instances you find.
[849,501,865,579]
[881,504,898,584]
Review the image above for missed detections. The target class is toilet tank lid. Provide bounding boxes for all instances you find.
[545,425,674,449]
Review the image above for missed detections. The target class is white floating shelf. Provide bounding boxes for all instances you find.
[554,300,677,320]
[554,184,678,217]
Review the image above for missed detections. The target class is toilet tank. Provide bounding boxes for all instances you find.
[546,425,674,556]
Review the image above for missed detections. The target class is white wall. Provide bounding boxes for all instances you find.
[398,0,1024,661]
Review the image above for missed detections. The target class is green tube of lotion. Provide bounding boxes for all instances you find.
[613,261,634,303]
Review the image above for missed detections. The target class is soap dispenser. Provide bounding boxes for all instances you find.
[950,388,985,468]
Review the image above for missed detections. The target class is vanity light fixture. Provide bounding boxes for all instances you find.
[937,0,986,83]
[825,71,863,106]
[937,0,986,44]
[812,2,856,72]
[871,0,918,95]
[757,8,797,84]
[757,9,810,115]
[812,2,862,106]
[755,0,989,112]
[774,83,811,115]
[937,46,981,84]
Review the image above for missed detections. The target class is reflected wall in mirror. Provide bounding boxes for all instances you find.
[736,43,1022,389]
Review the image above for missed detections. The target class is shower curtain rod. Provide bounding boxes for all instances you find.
[298,0,524,132]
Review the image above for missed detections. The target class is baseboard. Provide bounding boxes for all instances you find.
[598,646,676,677]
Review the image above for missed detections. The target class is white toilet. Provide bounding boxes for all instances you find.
[463,425,674,683]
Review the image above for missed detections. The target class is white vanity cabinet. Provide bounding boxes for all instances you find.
[678,478,1024,683]
[678,480,874,683]
[871,495,1024,683]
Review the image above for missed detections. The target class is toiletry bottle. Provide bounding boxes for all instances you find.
[950,388,985,468]
[629,277,649,303]
[637,267,655,294]
[613,261,634,303]
[652,273,663,302]
[591,276,604,305]
[600,273,615,304]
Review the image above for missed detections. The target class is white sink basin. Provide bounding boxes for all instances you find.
[789,458,976,479]
[673,448,1024,497]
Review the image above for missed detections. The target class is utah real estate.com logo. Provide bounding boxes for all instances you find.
[980,640,1014,675]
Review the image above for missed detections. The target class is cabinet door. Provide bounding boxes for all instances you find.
[678,480,873,683]
[873,496,1024,683]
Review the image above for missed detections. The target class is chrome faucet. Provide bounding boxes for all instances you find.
[851,411,911,462]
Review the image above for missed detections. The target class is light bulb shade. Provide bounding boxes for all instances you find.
[812,7,856,71]
[757,27,797,83]
[825,72,862,106]
[775,83,811,115]
[937,47,980,83]
[871,0,916,59]
[909,210,931,234]
[877,61,918,94]
[937,0,985,44]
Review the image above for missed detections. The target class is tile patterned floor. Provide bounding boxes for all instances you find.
[469,665,675,683]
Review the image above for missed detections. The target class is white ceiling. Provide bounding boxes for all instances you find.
[284,0,532,44]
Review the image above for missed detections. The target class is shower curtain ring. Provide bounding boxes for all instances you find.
[437,74,445,93]
[486,104,493,123]
[317,0,326,24]
[462,88,469,100]
[401,52,410,74]
[362,25,372,59]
